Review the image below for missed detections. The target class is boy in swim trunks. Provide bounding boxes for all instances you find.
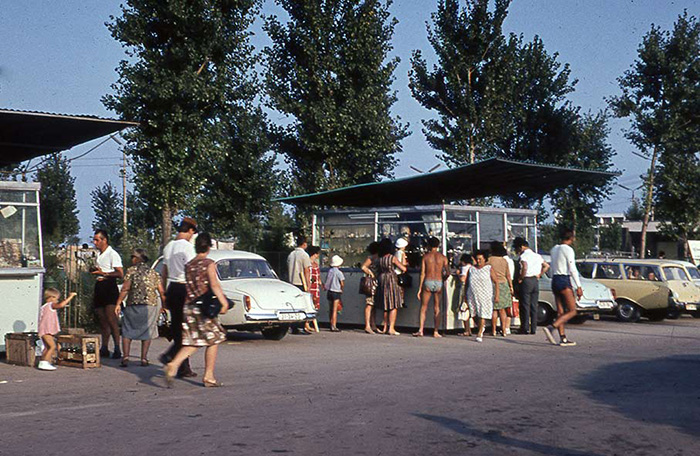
[415,237,449,337]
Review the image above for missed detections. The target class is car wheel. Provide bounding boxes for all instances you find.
[261,326,289,341]
[647,309,667,321]
[615,300,641,323]
[537,303,554,326]
[570,315,588,325]
[691,311,700,319]
[666,307,681,320]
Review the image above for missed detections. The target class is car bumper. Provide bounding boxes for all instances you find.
[244,310,317,322]
[672,301,699,312]
[577,299,616,313]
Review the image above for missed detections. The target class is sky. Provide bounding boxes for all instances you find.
[1,0,698,242]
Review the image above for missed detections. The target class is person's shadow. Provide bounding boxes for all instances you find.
[414,413,604,456]
[575,354,700,437]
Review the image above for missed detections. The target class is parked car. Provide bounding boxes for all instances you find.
[153,250,316,340]
[575,258,700,322]
[536,255,616,326]
[655,260,700,319]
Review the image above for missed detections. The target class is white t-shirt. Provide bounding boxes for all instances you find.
[163,238,196,284]
[519,248,544,277]
[550,243,582,288]
[394,250,406,275]
[96,245,123,273]
[505,257,515,281]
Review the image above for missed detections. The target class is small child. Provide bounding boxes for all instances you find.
[324,255,345,332]
[37,288,77,371]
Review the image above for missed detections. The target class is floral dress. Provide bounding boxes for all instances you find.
[309,262,321,310]
[182,258,226,347]
[467,265,494,318]
[375,255,403,311]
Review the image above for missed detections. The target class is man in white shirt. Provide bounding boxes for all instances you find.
[92,229,124,359]
[543,228,583,347]
[286,235,312,335]
[513,237,549,335]
[159,217,198,377]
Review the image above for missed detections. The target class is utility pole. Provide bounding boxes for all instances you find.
[121,150,128,239]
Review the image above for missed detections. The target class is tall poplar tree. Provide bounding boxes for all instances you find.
[264,0,409,194]
[35,154,80,245]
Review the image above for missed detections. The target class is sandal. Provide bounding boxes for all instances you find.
[119,358,129,368]
[140,359,149,367]
[203,379,223,388]
[163,364,176,388]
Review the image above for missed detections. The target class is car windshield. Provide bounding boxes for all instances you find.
[685,266,700,281]
[217,259,277,280]
[663,266,689,281]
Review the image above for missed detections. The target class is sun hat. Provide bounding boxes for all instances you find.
[330,255,344,267]
[395,238,408,249]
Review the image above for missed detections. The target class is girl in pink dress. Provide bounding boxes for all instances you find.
[37,288,77,371]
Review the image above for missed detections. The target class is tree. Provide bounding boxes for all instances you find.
[609,11,700,258]
[599,222,623,252]
[91,183,123,248]
[104,0,263,246]
[34,154,79,245]
[625,198,644,221]
[264,0,409,195]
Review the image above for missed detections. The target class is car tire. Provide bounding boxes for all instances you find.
[691,311,700,319]
[261,326,289,341]
[666,307,681,320]
[647,309,667,321]
[615,300,641,323]
[537,303,554,326]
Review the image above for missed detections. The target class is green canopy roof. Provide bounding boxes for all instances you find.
[276,158,618,207]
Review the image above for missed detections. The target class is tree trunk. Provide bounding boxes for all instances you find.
[639,146,659,259]
[161,203,173,249]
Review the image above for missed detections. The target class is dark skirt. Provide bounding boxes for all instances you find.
[93,278,119,308]
[122,304,159,340]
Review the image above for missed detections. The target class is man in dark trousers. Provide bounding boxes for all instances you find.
[513,237,549,335]
[159,217,198,377]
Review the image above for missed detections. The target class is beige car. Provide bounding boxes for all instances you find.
[576,258,700,322]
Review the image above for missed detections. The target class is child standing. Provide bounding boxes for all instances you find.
[325,255,345,332]
[37,288,77,371]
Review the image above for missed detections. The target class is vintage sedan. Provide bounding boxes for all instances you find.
[154,250,316,340]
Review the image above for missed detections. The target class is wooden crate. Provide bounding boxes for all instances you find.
[4,333,39,367]
[57,334,101,369]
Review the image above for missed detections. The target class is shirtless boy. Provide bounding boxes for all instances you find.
[415,237,449,338]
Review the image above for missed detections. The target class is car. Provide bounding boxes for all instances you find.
[654,259,700,319]
[536,255,616,326]
[153,250,316,340]
[575,258,700,322]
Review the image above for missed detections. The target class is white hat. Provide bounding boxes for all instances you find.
[330,255,344,267]
[395,238,408,249]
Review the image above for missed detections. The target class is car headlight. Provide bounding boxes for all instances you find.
[671,290,680,300]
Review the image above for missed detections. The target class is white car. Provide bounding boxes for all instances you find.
[154,250,316,340]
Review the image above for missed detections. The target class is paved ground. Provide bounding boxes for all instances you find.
[1,316,699,456]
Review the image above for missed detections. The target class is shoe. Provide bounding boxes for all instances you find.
[177,370,198,378]
[517,329,529,335]
[37,361,57,371]
[330,327,342,332]
[203,379,223,387]
[475,337,483,343]
[543,326,557,345]
[140,359,149,367]
[119,358,129,367]
[158,353,172,365]
[111,349,122,359]
[505,328,511,335]
[559,338,577,347]
[99,347,110,358]
[529,331,537,335]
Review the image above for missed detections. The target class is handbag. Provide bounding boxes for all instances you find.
[195,288,224,319]
[397,273,412,288]
[507,298,520,318]
[359,276,375,296]
[157,312,173,341]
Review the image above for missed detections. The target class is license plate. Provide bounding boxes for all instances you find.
[686,304,697,311]
[278,312,305,321]
[597,301,614,309]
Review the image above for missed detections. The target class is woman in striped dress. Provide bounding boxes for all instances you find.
[375,238,406,335]
[467,250,499,342]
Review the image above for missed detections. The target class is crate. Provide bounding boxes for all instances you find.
[4,332,39,367]
[56,334,101,369]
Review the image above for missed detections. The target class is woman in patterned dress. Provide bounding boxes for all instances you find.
[488,241,514,337]
[375,238,406,335]
[114,248,166,367]
[467,250,499,342]
[361,242,380,334]
[164,233,230,387]
[306,246,321,332]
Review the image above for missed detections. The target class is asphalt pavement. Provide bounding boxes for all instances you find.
[1,316,699,456]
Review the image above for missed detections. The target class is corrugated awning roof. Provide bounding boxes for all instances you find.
[276,158,618,207]
[0,108,137,165]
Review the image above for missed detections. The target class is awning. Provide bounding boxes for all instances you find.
[0,109,137,165]
[276,158,618,207]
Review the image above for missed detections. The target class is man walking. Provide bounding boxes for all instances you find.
[414,237,449,338]
[287,235,312,335]
[159,217,198,377]
[513,237,548,335]
[543,228,582,347]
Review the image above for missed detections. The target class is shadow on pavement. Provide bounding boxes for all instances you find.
[575,355,700,437]
[414,413,604,456]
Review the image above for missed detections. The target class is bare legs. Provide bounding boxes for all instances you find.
[166,344,220,384]
[491,309,509,336]
[553,288,578,336]
[40,335,56,363]
[96,306,120,353]
[364,304,377,333]
[121,338,152,363]
[414,289,442,337]
[329,299,340,330]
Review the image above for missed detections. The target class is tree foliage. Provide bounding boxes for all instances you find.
[264,0,409,194]
[35,154,80,245]
[104,0,267,245]
[91,182,123,248]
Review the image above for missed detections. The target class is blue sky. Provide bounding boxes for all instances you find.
[1,0,697,242]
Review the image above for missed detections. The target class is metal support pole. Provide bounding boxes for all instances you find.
[374,212,379,241]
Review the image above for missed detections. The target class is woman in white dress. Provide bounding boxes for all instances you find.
[467,250,499,342]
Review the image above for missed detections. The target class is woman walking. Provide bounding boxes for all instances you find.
[306,246,321,333]
[467,250,499,342]
[114,249,166,367]
[164,233,230,387]
[375,238,406,335]
[489,242,514,337]
[361,242,380,334]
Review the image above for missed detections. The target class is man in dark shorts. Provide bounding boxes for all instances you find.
[159,217,198,377]
[92,230,124,359]
[543,228,583,347]
[414,237,449,338]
